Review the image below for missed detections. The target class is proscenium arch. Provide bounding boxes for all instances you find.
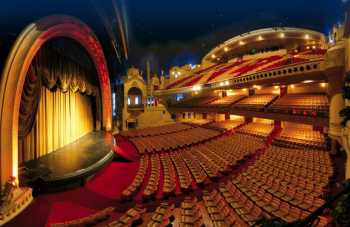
[0,15,112,186]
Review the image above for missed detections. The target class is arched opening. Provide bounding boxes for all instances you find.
[0,15,112,187]
[18,38,102,164]
[127,87,143,108]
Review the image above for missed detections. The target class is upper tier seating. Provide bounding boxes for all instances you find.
[269,94,329,117]
[179,118,212,126]
[233,94,278,111]
[120,123,193,138]
[273,127,327,149]
[237,122,274,138]
[130,127,220,154]
[209,95,247,106]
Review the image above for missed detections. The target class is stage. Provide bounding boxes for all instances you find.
[20,131,115,192]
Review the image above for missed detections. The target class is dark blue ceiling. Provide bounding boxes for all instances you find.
[0,0,347,78]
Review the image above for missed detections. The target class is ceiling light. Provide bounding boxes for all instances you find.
[279,33,285,38]
[290,84,295,88]
[274,85,279,89]
[224,47,229,52]
[225,81,230,86]
[239,41,245,46]
[257,35,264,41]
[320,83,327,88]
[304,34,310,40]
[211,54,216,59]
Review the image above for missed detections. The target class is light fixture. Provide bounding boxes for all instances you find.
[320,82,327,88]
[211,54,216,59]
[274,85,279,89]
[219,82,225,87]
[303,80,313,84]
[304,34,310,40]
[306,46,310,50]
[225,81,230,86]
[312,45,316,49]
[193,85,202,91]
[257,35,263,41]
[224,47,229,52]
[178,72,182,75]
[279,33,285,38]
[290,84,295,88]
[239,41,245,46]
[242,88,247,91]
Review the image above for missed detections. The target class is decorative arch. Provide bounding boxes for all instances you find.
[0,15,112,186]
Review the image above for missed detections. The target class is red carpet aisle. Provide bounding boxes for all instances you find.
[114,135,140,161]
[5,162,139,227]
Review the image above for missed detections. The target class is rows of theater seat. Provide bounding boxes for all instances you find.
[206,120,244,131]
[120,123,193,138]
[269,94,329,117]
[130,127,220,154]
[233,94,278,111]
[209,95,246,106]
[274,127,327,149]
[237,122,274,138]
[179,118,212,126]
[121,133,264,200]
[172,94,217,108]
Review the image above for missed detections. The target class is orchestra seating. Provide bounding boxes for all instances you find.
[130,127,220,154]
[121,133,265,199]
[179,118,212,125]
[269,94,329,117]
[237,122,274,138]
[120,123,193,138]
[273,127,327,149]
[206,120,244,131]
[50,207,115,227]
[209,95,246,106]
[233,94,278,111]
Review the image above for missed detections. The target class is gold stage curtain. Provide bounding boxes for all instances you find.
[18,87,94,163]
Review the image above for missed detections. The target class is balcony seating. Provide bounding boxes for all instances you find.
[237,122,274,138]
[172,94,217,108]
[130,127,220,154]
[209,95,246,106]
[273,127,327,149]
[180,118,212,125]
[233,94,278,111]
[120,123,193,138]
[51,207,115,227]
[269,94,329,117]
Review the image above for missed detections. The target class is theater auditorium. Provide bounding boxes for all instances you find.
[0,1,350,227]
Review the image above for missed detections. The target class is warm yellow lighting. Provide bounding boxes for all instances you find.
[239,41,245,46]
[257,35,263,41]
[320,82,327,88]
[279,33,285,38]
[306,46,310,50]
[225,81,230,86]
[219,82,225,87]
[274,85,279,89]
[224,47,229,52]
[178,72,182,75]
[242,88,247,91]
[312,45,316,49]
[304,34,310,40]
[290,84,295,88]
[211,54,216,59]
[193,85,202,91]
[303,80,313,84]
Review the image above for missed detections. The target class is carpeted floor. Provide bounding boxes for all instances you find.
[5,161,139,227]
